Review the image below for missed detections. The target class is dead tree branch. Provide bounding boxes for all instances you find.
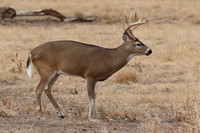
[16,9,66,21]
[0,7,96,22]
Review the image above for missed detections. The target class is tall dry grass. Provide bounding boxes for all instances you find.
[0,0,200,132]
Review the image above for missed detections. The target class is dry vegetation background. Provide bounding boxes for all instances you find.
[0,0,200,132]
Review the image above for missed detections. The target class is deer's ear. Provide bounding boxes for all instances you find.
[122,33,130,42]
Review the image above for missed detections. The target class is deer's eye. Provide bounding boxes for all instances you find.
[136,43,141,47]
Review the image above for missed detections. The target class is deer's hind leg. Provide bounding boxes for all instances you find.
[34,77,49,119]
[44,74,64,118]
[34,62,56,119]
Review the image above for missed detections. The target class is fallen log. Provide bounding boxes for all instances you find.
[16,9,67,21]
[0,7,96,22]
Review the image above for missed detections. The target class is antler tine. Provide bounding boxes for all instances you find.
[128,11,133,25]
[125,16,129,25]
[131,18,150,30]
[125,18,150,32]
[135,12,137,21]
[120,17,125,30]
[120,11,135,32]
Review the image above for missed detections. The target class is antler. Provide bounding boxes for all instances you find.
[121,12,150,34]
[120,11,134,31]
[125,18,150,32]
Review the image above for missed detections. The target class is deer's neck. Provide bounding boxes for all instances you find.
[108,43,133,73]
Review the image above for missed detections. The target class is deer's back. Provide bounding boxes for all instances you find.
[30,40,113,78]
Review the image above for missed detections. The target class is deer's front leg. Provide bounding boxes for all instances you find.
[87,78,96,120]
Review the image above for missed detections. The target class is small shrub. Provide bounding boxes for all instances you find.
[11,53,22,73]
[115,70,138,84]
[163,56,173,62]
[0,110,9,117]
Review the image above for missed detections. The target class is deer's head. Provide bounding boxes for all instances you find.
[121,13,152,56]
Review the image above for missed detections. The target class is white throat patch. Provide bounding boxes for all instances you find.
[127,54,135,62]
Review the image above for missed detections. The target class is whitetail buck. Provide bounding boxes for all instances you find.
[27,14,152,120]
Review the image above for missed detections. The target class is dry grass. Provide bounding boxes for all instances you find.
[0,0,200,132]
[115,69,138,84]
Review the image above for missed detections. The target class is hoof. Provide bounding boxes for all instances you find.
[59,115,64,119]
[89,118,99,122]
[37,116,46,120]
[56,111,64,119]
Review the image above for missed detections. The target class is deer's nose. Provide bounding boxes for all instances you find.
[146,49,152,56]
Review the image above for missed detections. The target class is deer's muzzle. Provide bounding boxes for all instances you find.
[146,49,152,56]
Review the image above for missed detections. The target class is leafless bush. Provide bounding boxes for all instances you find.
[115,70,138,84]
[10,53,22,73]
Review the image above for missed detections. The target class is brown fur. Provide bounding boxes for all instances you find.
[27,25,152,120]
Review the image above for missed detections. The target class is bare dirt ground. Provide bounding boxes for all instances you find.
[0,116,184,133]
[0,116,141,132]
[1,0,200,132]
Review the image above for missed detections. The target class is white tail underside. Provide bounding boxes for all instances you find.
[27,57,34,78]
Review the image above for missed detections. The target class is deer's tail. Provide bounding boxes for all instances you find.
[26,53,34,78]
